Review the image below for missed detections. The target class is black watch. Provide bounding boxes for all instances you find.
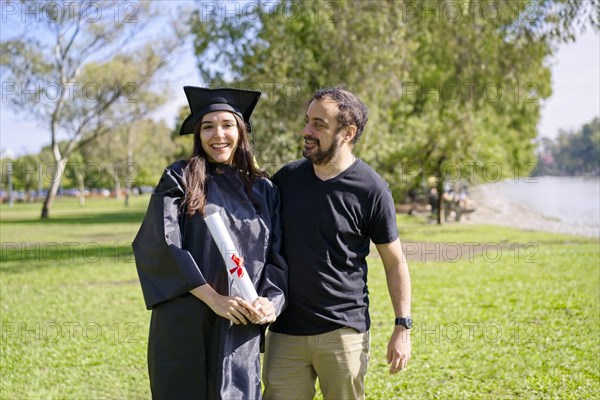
[394,316,413,329]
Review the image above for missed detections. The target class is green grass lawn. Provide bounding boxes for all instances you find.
[1,198,598,399]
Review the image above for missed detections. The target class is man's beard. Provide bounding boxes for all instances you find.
[303,133,341,166]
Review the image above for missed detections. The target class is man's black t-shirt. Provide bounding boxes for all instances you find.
[270,158,399,335]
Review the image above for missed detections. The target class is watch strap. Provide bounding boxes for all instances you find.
[394,317,413,329]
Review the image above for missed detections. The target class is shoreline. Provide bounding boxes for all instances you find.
[463,184,599,238]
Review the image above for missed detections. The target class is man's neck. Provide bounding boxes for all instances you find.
[312,149,356,181]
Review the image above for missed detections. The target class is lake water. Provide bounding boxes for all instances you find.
[495,176,600,227]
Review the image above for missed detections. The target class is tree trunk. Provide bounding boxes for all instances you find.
[436,177,446,225]
[41,158,68,219]
[78,173,85,206]
[38,162,43,201]
[114,178,121,200]
[7,160,14,208]
[124,149,133,207]
[435,156,447,225]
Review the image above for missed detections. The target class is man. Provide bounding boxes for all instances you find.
[263,87,412,400]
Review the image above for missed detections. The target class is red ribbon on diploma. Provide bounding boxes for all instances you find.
[229,254,245,278]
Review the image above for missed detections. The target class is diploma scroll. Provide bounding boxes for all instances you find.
[204,213,259,303]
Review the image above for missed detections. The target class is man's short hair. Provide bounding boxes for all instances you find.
[310,87,368,144]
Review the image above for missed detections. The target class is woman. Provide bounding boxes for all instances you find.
[132,87,287,399]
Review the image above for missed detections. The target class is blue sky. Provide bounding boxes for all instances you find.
[1,18,598,158]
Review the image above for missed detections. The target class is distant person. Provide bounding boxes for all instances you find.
[458,185,473,209]
[132,87,287,399]
[456,185,475,220]
[263,87,412,400]
[428,187,439,214]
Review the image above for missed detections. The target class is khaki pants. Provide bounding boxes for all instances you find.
[263,327,370,400]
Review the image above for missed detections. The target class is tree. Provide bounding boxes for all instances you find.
[79,118,178,204]
[191,0,597,223]
[171,105,195,162]
[538,117,600,175]
[191,0,413,173]
[390,0,597,223]
[1,154,42,202]
[1,0,186,218]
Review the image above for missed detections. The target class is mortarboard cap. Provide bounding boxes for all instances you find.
[179,86,261,135]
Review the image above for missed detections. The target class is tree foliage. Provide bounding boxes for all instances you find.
[537,117,600,175]
[1,118,179,201]
[191,0,597,222]
[79,118,178,190]
[191,0,413,173]
[1,0,186,217]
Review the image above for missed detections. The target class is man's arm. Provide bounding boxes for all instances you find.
[376,238,412,374]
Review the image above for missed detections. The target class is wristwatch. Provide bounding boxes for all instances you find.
[394,316,413,329]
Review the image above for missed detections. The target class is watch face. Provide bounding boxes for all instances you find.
[405,318,413,329]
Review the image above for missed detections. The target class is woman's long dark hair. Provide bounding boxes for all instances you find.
[183,113,267,216]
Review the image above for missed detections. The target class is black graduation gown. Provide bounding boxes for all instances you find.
[132,161,288,400]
